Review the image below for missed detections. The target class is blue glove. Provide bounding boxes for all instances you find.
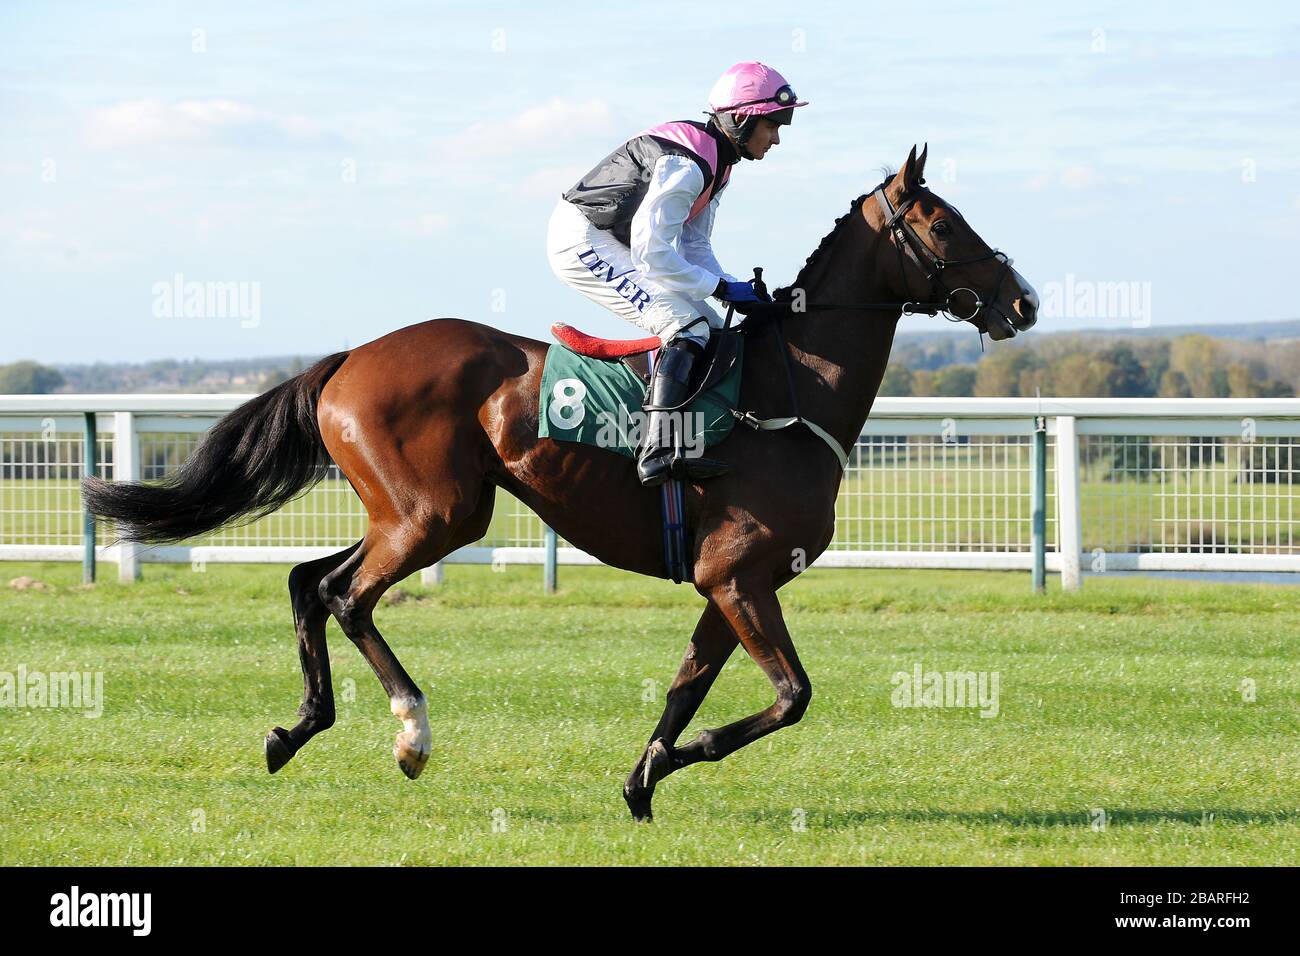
[715,279,760,304]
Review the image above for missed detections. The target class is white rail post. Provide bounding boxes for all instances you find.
[420,563,444,586]
[113,411,141,582]
[1054,415,1082,591]
[543,526,558,593]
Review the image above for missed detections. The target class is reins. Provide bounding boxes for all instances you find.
[711,182,1014,472]
[731,183,1014,324]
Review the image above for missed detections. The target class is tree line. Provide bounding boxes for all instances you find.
[881,334,1297,398]
[1,332,1296,399]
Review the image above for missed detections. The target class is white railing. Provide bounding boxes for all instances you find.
[2,395,1297,588]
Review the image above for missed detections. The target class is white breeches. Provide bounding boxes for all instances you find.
[545,199,723,346]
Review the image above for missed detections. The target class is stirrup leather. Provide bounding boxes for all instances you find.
[636,337,730,486]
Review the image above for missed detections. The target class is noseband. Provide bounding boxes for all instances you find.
[719,186,1019,473]
[873,184,1015,325]
[750,185,1017,328]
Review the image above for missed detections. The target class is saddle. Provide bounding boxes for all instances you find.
[549,322,742,407]
[546,323,745,587]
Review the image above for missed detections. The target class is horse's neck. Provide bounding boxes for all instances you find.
[775,209,901,459]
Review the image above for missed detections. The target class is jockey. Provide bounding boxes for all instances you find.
[546,61,808,487]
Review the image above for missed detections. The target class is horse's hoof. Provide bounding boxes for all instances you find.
[624,788,654,823]
[394,730,430,780]
[265,726,295,774]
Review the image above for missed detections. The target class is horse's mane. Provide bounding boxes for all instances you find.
[772,170,910,299]
[773,191,872,300]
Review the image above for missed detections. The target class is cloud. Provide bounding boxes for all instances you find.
[1026,165,1112,192]
[1051,202,1108,221]
[386,212,454,239]
[2,225,143,271]
[511,164,588,199]
[1060,165,1107,191]
[416,213,451,236]
[1019,165,1144,193]
[443,97,614,157]
[87,99,346,149]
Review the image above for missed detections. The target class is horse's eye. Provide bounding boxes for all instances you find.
[931,219,952,238]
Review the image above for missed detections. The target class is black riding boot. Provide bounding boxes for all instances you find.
[636,336,732,487]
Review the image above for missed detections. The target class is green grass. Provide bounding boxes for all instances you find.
[1,561,1297,865]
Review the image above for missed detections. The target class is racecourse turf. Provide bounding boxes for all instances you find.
[0,561,1296,865]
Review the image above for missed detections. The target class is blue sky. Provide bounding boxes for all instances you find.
[2,0,1298,364]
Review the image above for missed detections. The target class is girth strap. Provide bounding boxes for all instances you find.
[728,409,849,472]
[716,299,850,473]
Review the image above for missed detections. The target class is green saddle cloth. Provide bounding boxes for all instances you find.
[538,338,745,458]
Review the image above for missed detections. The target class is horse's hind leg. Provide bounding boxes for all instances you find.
[320,484,495,780]
[266,542,361,774]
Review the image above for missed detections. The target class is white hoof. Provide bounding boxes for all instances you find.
[391,695,431,780]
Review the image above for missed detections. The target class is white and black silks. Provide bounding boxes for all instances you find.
[547,119,742,347]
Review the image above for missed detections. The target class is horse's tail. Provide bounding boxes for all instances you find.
[82,351,350,543]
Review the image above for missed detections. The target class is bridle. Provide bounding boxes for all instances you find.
[873,183,1016,326]
[745,183,1017,329]
[714,183,1022,474]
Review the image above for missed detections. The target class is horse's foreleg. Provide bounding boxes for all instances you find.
[266,543,362,774]
[646,581,812,806]
[623,601,738,821]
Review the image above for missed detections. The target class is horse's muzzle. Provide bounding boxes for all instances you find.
[986,269,1039,340]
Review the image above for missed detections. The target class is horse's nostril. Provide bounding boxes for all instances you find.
[1012,271,1039,328]
[1017,292,1038,327]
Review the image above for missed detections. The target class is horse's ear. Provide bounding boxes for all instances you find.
[916,142,929,182]
[895,144,923,195]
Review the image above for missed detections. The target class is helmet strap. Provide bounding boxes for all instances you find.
[710,113,758,161]
[737,116,761,158]
[712,114,754,161]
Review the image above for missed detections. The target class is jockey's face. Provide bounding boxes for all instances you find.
[745,118,782,159]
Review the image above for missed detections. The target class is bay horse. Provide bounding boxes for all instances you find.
[83,146,1038,821]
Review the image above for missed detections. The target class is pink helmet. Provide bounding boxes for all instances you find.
[707,61,808,147]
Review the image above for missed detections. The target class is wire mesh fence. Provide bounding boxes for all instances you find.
[0,428,113,546]
[1079,433,1298,555]
[833,433,1056,553]
[1,400,1298,573]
